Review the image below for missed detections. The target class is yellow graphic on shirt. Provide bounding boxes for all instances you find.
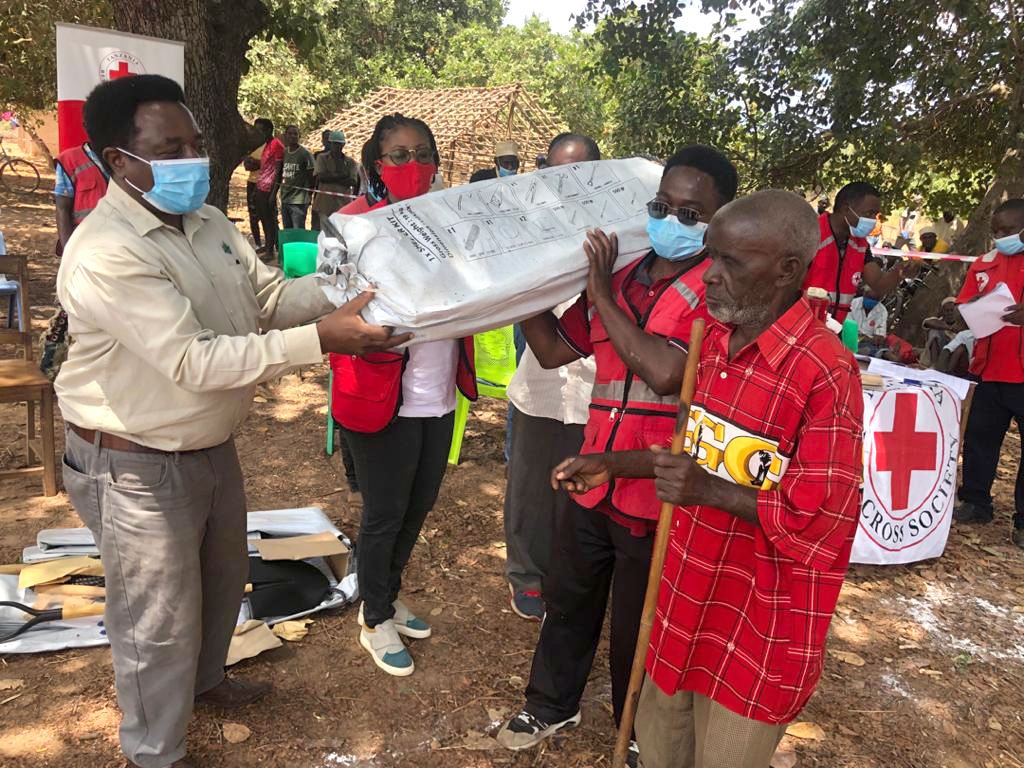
[685,405,790,490]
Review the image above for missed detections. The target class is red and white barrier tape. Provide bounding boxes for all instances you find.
[871,246,977,263]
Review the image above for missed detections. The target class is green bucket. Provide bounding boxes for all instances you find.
[282,241,318,278]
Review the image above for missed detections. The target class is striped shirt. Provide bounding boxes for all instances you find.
[647,297,864,723]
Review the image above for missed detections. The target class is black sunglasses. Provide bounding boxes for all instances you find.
[384,147,435,165]
[647,200,702,226]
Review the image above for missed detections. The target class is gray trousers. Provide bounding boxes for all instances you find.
[63,428,249,768]
[636,675,787,768]
[503,410,584,592]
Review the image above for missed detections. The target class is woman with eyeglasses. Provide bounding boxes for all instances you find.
[330,113,478,677]
[496,146,739,762]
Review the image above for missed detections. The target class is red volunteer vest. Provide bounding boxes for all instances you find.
[56,145,108,223]
[575,255,710,521]
[803,212,868,322]
[329,195,478,433]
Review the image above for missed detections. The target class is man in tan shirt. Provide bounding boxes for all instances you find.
[56,75,407,768]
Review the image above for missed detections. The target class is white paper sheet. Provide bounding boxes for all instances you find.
[866,358,973,400]
[958,282,1016,338]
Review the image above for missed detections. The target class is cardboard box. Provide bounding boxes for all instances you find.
[254,533,350,582]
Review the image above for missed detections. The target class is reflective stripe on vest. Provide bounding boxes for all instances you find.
[57,146,107,224]
[590,377,678,411]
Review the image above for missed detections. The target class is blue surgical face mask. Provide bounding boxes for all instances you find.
[497,166,517,177]
[995,232,1024,255]
[846,206,876,238]
[119,148,210,214]
[646,215,707,261]
[867,235,880,247]
[861,297,880,311]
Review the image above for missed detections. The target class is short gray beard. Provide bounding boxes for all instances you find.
[707,299,774,327]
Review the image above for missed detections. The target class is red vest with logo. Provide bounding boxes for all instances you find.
[803,212,868,322]
[56,145,108,224]
[575,256,710,521]
[329,195,478,433]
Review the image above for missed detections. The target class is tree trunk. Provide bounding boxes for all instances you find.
[23,119,54,167]
[109,0,269,210]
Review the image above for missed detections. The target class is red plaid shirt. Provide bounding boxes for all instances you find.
[647,297,864,723]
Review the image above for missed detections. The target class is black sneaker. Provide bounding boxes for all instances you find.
[627,739,640,767]
[495,709,581,750]
[509,584,545,622]
[953,501,994,524]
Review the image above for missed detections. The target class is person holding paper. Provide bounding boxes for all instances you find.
[56,75,408,768]
[497,146,737,762]
[954,198,1024,548]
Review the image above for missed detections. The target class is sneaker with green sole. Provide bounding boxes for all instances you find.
[358,599,431,639]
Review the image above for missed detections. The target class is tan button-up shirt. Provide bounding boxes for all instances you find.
[55,181,334,451]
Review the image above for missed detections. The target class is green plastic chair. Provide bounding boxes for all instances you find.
[282,241,318,278]
[448,325,517,465]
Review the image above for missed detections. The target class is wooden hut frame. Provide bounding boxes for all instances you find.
[310,84,566,187]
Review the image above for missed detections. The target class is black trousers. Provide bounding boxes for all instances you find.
[251,188,279,255]
[343,412,454,627]
[503,410,584,592]
[525,501,653,727]
[959,381,1024,527]
[245,181,262,246]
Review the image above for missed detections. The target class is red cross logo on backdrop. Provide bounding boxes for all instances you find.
[874,392,937,510]
[109,61,136,79]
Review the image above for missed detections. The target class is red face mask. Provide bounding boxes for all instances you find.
[378,161,436,201]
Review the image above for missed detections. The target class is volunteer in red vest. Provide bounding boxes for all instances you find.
[497,146,737,765]
[955,198,1024,548]
[555,190,864,768]
[804,181,915,321]
[55,141,109,255]
[331,113,478,676]
[46,142,110,378]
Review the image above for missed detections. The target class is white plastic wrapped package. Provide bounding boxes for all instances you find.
[316,158,663,343]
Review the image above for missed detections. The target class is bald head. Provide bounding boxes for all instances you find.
[703,190,820,328]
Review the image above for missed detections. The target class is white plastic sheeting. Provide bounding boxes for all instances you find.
[316,158,663,343]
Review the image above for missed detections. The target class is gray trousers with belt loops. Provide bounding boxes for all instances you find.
[62,427,249,768]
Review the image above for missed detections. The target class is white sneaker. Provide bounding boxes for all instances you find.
[358,619,414,676]
[358,599,432,639]
[495,709,581,750]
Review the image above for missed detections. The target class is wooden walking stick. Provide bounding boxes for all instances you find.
[612,317,705,768]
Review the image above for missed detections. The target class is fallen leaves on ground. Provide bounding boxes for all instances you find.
[0,679,24,690]
[786,722,826,741]
[222,722,251,743]
[272,618,313,641]
[828,649,866,667]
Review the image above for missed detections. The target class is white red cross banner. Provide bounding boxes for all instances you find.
[850,383,961,565]
[55,23,185,153]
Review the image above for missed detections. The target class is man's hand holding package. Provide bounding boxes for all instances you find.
[316,290,413,355]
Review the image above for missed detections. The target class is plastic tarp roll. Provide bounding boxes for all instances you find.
[316,158,663,343]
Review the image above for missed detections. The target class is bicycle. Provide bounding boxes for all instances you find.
[0,137,42,195]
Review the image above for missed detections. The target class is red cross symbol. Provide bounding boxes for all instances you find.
[109,61,136,80]
[874,392,937,510]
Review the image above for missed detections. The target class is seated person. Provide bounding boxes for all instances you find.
[849,290,888,356]
[922,297,963,365]
[934,329,975,376]
[920,226,949,254]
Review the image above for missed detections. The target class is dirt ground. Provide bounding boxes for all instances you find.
[1,168,1024,768]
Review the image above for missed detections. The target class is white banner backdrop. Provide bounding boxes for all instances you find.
[850,382,961,565]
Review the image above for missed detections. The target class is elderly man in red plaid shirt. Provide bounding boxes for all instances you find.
[554,189,864,768]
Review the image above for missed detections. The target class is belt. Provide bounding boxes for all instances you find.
[69,424,167,455]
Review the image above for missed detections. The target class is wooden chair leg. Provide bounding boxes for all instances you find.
[26,398,36,461]
[41,389,57,496]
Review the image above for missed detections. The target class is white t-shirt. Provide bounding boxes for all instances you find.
[398,339,458,418]
[849,296,888,338]
[506,300,595,425]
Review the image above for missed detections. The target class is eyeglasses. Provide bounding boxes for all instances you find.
[497,156,520,170]
[383,147,435,165]
[647,200,701,226]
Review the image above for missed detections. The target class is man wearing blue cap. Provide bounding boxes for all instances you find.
[313,129,360,230]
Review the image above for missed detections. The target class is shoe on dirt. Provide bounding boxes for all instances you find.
[358,599,431,639]
[359,619,414,677]
[953,501,994,524]
[627,739,640,768]
[495,709,581,750]
[392,597,431,639]
[509,584,544,622]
